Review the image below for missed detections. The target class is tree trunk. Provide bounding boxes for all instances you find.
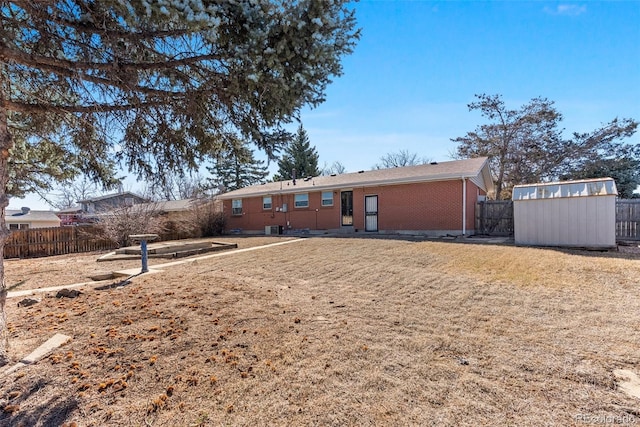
[0,104,12,366]
[495,157,506,201]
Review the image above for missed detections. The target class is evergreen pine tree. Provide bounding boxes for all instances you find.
[275,125,321,180]
[209,140,269,192]
[0,0,359,365]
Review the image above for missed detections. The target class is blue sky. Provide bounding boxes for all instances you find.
[299,0,640,170]
[11,0,640,210]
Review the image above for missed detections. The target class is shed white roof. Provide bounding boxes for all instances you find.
[218,157,493,199]
[512,178,618,201]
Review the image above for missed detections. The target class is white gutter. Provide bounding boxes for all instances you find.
[462,177,467,235]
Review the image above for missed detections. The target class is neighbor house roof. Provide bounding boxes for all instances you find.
[128,198,196,213]
[57,206,83,214]
[98,198,218,216]
[77,191,145,204]
[218,157,494,199]
[6,209,61,222]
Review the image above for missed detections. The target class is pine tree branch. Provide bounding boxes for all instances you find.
[2,98,166,114]
[0,42,220,75]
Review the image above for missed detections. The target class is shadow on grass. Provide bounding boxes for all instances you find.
[0,377,78,426]
[94,271,142,291]
[95,279,132,291]
[6,279,28,292]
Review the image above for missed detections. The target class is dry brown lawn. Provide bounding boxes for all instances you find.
[0,236,639,426]
[4,237,290,292]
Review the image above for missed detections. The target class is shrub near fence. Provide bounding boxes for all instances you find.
[4,226,117,259]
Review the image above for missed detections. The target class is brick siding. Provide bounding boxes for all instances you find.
[223,179,485,234]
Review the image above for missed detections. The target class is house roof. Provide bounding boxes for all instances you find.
[57,206,83,214]
[93,198,198,217]
[6,209,61,222]
[130,199,195,213]
[218,157,494,199]
[77,191,145,204]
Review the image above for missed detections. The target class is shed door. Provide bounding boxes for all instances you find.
[365,195,378,232]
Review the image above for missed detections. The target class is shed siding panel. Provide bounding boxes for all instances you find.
[514,195,616,247]
[558,199,570,245]
[577,197,588,246]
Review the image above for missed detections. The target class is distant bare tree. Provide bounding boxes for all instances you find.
[373,150,431,169]
[52,178,100,210]
[148,172,210,201]
[452,93,638,199]
[321,161,347,175]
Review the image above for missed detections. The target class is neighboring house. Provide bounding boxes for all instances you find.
[6,207,61,230]
[57,206,84,226]
[57,191,149,225]
[218,157,494,236]
[77,191,147,214]
[121,198,196,220]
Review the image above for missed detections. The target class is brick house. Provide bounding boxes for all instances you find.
[218,157,494,236]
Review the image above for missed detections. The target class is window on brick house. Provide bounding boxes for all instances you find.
[294,193,309,208]
[232,199,242,215]
[321,191,333,206]
[263,196,272,210]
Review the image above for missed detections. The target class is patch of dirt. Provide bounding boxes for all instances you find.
[1,237,639,426]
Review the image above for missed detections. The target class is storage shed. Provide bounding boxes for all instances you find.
[512,178,617,248]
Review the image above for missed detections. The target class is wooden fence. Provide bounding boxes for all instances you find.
[4,226,117,259]
[475,201,514,236]
[476,199,640,240]
[616,200,640,240]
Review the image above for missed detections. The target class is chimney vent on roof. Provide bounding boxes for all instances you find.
[21,207,30,215]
